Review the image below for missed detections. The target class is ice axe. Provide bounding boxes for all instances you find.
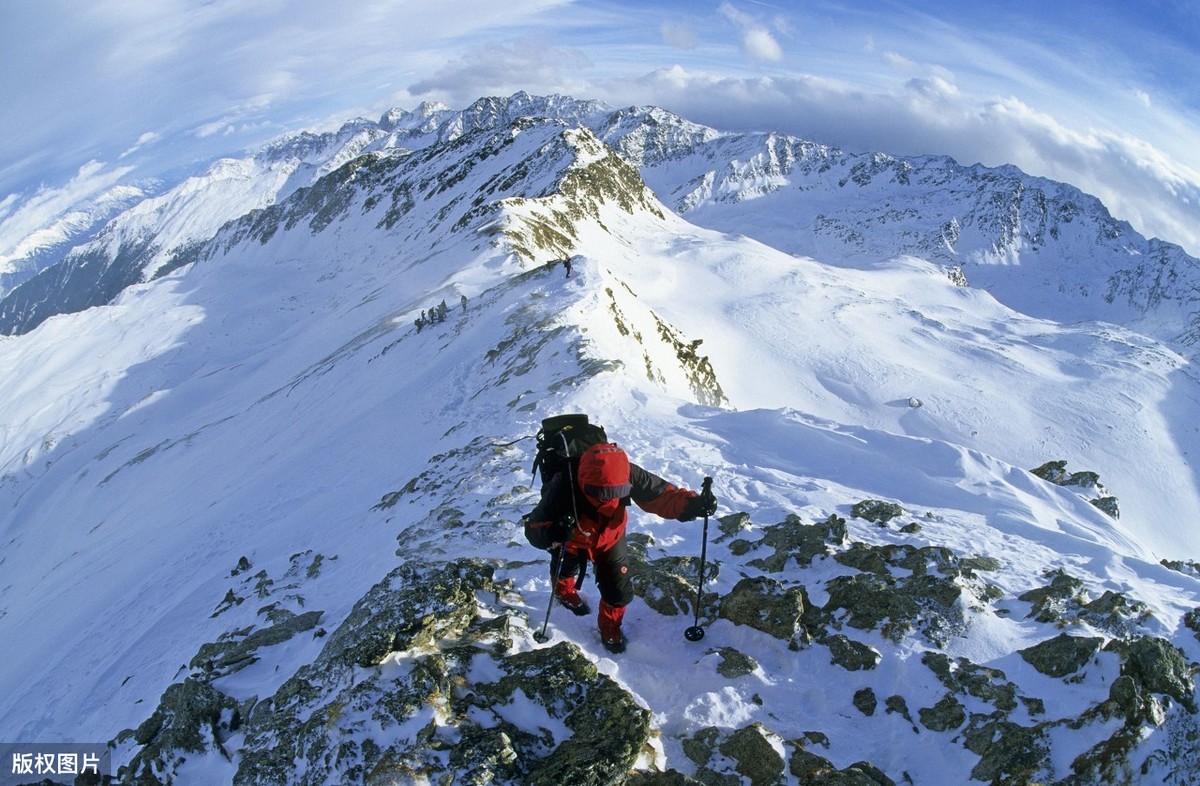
[684,476,715,642]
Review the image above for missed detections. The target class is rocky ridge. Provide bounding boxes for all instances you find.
[114,492,1200,785]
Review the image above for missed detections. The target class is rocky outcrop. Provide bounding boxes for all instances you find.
[110,509,1199,785]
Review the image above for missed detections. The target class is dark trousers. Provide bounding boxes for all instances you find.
[552,536,634,607]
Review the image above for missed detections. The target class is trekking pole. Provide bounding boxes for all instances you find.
[532,431,584,644]
[533,540,568,643]
[684,476,714,642]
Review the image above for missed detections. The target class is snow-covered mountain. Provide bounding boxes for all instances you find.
[0,94,1197,785]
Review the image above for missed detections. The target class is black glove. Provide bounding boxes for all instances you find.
[549,515,576,546]
[681,490,717,521]
[524,514,576,550]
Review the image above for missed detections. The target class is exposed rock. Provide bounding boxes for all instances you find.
[884,695,917,732]
[789,747,897,784]
[922,652,1019,713]
[1028,459,1071,485]
[118,558,652,786]
[1109,635,1198,713]
[1019,570,1152,635]
[963,716,1051,785]
[630,550,720,618]
[625,771,705,785]
[714,511,753,543]
[853,687,878,717]
[960,555,1002,573]
[1185,607,1200,642]
[1019,570,1088,623]
[825,634,880,671]
[850,500,903,524]
[468,643,652,785]
[713,647,759,678]
[1161,559,1200,579]
[682,726,721,768]
[823,569,963,646]
[1030,460,1120,518]
[115,676,247,784]
[1091,496,1120,518]
[1018,633,1104,678]
[918,693,966,732]
[741,513,847,572]
[718,724,785,786]
[718,575,811,648]
[190,609,324,677]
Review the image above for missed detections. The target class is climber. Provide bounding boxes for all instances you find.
[524,442,717,653]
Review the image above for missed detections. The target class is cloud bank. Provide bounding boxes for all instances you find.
[1,0,1197,259]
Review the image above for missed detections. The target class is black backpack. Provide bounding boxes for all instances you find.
[531,414,608,485]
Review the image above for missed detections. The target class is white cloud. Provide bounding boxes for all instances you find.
[741,28,783,62]
[661,20,699,50]
[718,2,785,63]
[120,132,162,159]
[409,38,592,102]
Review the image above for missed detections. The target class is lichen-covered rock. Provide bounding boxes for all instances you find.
[718,724,785,786]
[963,717,1050,785]
[825,634,881,671]
[1161,559,1200,579]
[790,746,897,785]
[884,695,917,731]
[918,693,966,732]
[714,511,753,543]
[850,500,903,524]
[742,514,847,572]
[625,771,706,785]
[823,570,963,646]
[853,687,878,716]
[1019,570,1152,636]
[1185,607,1200,642]
[922,652,1019,713]
[1091,495,1120,518]
[1018,570,1089,623]
[1030,459,1071,484]
[1030,461,1120,518]
[713,647,759,679]
[158,557,654,786]
[115,676,247,784]
[1018,633,1104,678]
[470,643,652,785]
[1110,635,1197,713]
[190,609,324,677]
[718,576,811,647]
[630,552,720,618]
[682,726,721,767]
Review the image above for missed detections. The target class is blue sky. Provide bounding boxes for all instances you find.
[2,0,1198,258]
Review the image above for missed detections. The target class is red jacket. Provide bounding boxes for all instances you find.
[526,443,696,556]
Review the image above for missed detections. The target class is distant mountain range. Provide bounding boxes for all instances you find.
[4,92,1198,346]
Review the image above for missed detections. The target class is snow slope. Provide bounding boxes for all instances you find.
[0,98,1197,784]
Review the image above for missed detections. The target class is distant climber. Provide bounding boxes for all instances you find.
[562,257,572,278]
[524,442,717,653]
[460,294,468,313]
